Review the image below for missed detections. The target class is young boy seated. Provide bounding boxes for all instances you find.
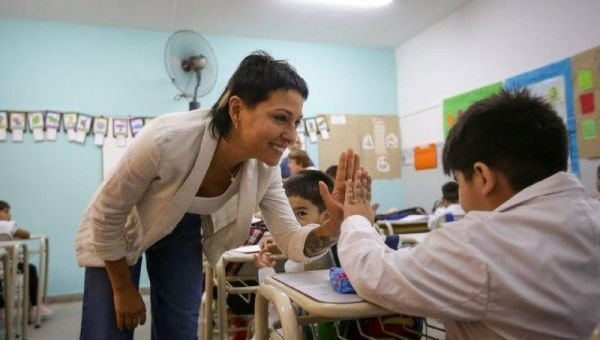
[0,200,53,317]
[335,89,600,339]
[427,181,465,230]
[256,170,421,339]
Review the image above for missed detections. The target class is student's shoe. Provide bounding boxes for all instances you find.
[30,304,53,317]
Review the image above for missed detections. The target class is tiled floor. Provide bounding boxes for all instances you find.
[2,297,152,340]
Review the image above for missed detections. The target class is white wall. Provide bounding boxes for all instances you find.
[396,0,600,208]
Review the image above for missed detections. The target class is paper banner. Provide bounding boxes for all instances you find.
[28,111,45,142]
[75,114,93,144]
[443,82,503,136]
[414,143,437,170]
[63,112,78,142]
[112,118,129,147]
[129,117,145,138]
[45,111,61,141]
[571,46,600,159]
[0,111,7,141]
[304,118,318,143]
[93,117,109,146]
[505,58,581,174]
[9,112,26,142]
[315,115,330,140]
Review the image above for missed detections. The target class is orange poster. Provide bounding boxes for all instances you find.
[414,144,437,170]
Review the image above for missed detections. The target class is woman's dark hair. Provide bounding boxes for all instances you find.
[0,200,9,211]
[209,51,308,139]
[442,88,568,192]
[284,170,333,213]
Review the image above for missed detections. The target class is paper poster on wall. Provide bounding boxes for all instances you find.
[315,116,330,140]
[28,111,45,142]
[304,118,318,143]
[505,58,580,175]
[443,82,503,136]
[414,143,437,170]
[75,114,93,144]
[571,46,600,158]
[129,117,145,138]
[93,117,109,146]
[9,112,26,142]
[318,114,401,179]
[45,111,61,141]
[0,111,7,141]
[103,117,134,178]
[63,112,78,142]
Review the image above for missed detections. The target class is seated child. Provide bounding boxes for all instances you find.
[335,89,600,339]
[0,200,53,317]
[256,170,421,339]
[427,181,465,230]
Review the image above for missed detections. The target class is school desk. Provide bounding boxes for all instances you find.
[202,246,286,340]
[254,269,396,340]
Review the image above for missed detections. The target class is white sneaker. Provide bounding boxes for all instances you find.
[30,304,53,317]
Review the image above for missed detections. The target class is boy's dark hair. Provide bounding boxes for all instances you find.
[0,200,9,211]
[443,88,568,192]
[441,181,459,202]
[283,170,334,212]
[209,51,309,139]
[325,165,338,179]
[288,150,314,168]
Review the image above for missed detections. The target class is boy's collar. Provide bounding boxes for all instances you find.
[494,172,583,212]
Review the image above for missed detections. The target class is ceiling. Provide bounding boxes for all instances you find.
[0,0,471,48]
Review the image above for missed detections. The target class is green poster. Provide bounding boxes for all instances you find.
[581,119,597,140]
[443,82,503,136]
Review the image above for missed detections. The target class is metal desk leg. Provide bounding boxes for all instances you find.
[255,285,301,340]
[202,265,215,340]
[215,258,228,340]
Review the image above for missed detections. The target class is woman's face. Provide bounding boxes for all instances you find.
[235,90,304,166]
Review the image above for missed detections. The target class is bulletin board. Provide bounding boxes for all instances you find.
[571,46,600,159]
[442,82,503,137]
[318,114,401,179]
[504,58,580,176]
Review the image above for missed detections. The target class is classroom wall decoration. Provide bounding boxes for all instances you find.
[571,46,600,159]
[318,114,401,179]
[414,143,437,170]
[504,58,581,175]
[442,82,503,137]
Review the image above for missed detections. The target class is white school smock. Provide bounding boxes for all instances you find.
[339,172,600,340]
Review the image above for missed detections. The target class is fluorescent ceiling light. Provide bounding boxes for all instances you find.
[291,0,393,8]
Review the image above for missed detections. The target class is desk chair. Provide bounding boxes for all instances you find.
[0,239,30,340]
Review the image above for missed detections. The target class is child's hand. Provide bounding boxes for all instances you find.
[259,236,281,254]
[254,250,276,269]
[343,169,375,222]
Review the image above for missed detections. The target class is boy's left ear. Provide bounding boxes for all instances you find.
[473,162,496,196]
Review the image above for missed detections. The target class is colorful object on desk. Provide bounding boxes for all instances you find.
[329,267,356,294]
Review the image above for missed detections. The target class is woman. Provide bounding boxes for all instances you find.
[76,51,360,340]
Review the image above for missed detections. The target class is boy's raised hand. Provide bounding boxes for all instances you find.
[343,169,375,222]
[319,149,360,225]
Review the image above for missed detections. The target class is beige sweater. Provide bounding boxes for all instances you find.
[76,109,314,267]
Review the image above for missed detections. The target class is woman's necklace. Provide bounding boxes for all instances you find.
[216,152,239,182]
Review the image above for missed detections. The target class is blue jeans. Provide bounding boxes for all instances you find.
[80,213,203,340]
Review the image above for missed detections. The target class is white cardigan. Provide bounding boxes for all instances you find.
[76,109,314,267]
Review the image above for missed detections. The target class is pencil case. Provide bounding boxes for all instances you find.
[329,267,356,294]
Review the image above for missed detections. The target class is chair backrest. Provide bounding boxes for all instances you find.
[0,233,13,241]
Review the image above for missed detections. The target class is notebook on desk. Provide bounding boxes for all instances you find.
[272,269,364,304]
